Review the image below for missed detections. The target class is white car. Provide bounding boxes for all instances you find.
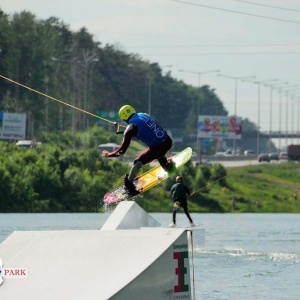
[244,150,255,156]
[214,152,225,157]
[279,151,288,160]
[16,140,42,148]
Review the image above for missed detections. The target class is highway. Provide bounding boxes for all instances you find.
[124,155,288,168]
[196,157,287,168]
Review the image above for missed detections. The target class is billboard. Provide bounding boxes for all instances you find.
[198,115,242,139]
[0,112,27,140]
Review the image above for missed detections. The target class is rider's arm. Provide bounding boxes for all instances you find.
[107,123,137,157]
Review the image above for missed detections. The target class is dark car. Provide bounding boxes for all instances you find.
[258,153,270,162]
[269,152,279,161]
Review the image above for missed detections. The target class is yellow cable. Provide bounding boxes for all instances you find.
[0,74,126,128]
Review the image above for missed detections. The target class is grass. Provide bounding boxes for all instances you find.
[206,162,300,213]
[132,161,300,213]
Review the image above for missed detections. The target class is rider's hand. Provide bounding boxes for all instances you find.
[102,150,110,157]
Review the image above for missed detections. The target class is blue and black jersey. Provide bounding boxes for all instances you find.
[129,113,168,147]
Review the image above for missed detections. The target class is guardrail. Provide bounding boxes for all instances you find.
[119,155,257,163]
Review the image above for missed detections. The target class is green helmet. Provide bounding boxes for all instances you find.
[119,105,136,121]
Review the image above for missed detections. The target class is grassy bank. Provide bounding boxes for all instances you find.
[215,162,300,213]
[135,162,300,213]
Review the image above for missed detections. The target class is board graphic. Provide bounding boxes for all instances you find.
[103,147,192,204]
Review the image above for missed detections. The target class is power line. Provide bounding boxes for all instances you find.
[144,51,300,56]
[171,0,300,25]
[232,0,300,13]
[98,30,300,46]
[128,43,300,49]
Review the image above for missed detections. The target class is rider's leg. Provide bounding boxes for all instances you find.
[128,160,143,181]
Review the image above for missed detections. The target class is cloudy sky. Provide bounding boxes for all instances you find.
[1,0,300,132]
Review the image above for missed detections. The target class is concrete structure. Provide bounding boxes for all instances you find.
[0,202,200,299]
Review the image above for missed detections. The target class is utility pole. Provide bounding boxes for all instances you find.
[179,69,220,163]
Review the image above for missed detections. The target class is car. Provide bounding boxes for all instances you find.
[16,140,42,148]
[98,143,122,160]
[214,152,225,157]
[258,153,270,162]
[279,151,288,160]
[224,149,235,156]
[98,143,120,152]
[244,149,255,156]
[192,151,198,158]
[269,152,279,161]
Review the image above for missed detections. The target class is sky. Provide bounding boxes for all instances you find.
[1,0,300,133]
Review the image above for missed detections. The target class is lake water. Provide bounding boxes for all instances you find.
[1,213,299,300]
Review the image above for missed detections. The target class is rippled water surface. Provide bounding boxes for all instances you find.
[1,213,299,299]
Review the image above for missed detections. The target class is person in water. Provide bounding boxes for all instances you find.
[102,104,174,194]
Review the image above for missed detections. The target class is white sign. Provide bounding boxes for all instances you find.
[0,112,26,140]
[198,115,242,140]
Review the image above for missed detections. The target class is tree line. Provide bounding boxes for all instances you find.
[0,8,284,213]
[0,127,229,213]
[0,9,230,139]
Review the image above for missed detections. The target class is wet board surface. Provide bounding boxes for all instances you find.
[103,147,192,204]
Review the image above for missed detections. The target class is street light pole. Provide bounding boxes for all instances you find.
[218,74,255,154]
[148,75,151,116]
[83,50,98,129]
[277,84,289,150]
[283,86,299,147]
[257,82,262,155]
[297,98,300,144]
[147,65,172,116]
[243,79,277,154]
[44,75,50,132]
[179,69,220,163]
[272,83,297,150]
[51,57,78,149]
[289,90,300,144]
[264,82,290,153]
[51,54,98,148]
[291,94,295,144]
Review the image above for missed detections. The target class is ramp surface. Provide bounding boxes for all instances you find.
[101,201,160,230]
[0,202,194,299]
[0,228,188,299]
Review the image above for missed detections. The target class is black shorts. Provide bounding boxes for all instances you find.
[136,136,172,165]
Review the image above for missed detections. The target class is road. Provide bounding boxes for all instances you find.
[127,156,287,168]
[199,158,287,168]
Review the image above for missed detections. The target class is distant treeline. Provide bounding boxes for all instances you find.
[0,127,229,213]
[0,8,264,153]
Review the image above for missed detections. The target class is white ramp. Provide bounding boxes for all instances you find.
[101,201,160,230]
[0,202,193,300]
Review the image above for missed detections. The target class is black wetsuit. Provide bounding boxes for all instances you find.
[170,182,193,224]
